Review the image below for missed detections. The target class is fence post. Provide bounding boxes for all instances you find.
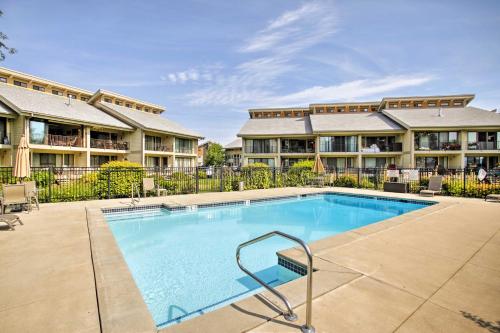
[195,166,199,194]
[48,166,53,203]
[219,167,224,192]
[273,168,277,188]
[107,169,111,199]
[462,168,466,196]
[357,168,361,188]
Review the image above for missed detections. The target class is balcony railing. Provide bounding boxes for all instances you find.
[281,147,315,153]
[416,141,461,151]
[175,147,195,154]
[468,141,500,150]
[145,143,173,152]
[90,138,129,150]
[47,134,83,147]
[245,147,278,154]
[361,142,402,153]
[320,143,358,153]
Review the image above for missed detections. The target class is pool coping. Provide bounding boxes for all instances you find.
[86,190,443,333]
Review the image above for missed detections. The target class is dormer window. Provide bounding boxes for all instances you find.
[349,108,357,112]
[441,101,449,107]
[136,106,142,110]
[275,113,281,117]
[81,96,89,102]
[390,103,398,108]
[285,112,291,117]
[104,98,112,103]
[453,101,463,106]
[14,80,27,88]
[362,108,368,112]
[428,101,437,107]
[115,100,122,106]
[67,93,76,99]
[338,108,345,112]
[401,103,409,108]
[414,102,423,108]
[33,85,45,92]
[52,90,63,96]
[125,103,132,108]
[0,76,7,83]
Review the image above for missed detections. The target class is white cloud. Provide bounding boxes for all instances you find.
[240,1,336,53]
[165,67,220,85]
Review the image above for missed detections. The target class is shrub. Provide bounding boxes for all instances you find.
[97,161,145,198]
[286,160,315,186]
[31,170,55,187]
[241,163,273,189]
[334,175,357,187]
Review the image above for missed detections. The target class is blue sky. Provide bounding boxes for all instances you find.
[2,0,500,144]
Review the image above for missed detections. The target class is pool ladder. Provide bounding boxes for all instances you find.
[131,183,141,206]
[236,231,315,333]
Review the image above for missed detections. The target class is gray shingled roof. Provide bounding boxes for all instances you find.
[0,83,132,129]
[224,138,242,149]
[238,117,312,136]
[382,107,500,128]
[310,112,403,133]
[99,101,202,138]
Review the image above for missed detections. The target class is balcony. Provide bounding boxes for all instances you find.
[468,141,500,150]
[416,142,461,151]
[361,142,402,153]
[281,146,315,154]
[320,143,358,153]
[90,138,129,150]
[145,142,173,152]
[176,147,194,154]
[47,134,83,147]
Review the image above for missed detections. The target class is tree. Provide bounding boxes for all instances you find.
[205,143,225,166]
[0,10,16,61]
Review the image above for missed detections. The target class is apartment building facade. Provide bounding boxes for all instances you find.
[238,94,500,169]
[0,67,202,168]
[224,138,242,168]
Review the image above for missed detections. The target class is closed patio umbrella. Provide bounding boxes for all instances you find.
[312,154,325,174]
[13,135,30,179]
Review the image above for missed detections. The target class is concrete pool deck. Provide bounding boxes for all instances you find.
[1,187,499,333]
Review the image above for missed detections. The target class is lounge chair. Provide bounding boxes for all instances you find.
[24,181,40,211]
[0,214,23,230]
[485,194,500,202]
[1,184,29,213]
[142,178,168,197]
[419,176,443,197]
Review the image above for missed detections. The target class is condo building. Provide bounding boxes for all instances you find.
[0,67,202,168]
[237,94,500,169]
[224,138,242,168]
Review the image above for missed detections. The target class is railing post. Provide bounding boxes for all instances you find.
[357,168,361,187]
[107,169,111,199]
[195,166,199,194]
[273,167,277,188]
[48,166,53,203]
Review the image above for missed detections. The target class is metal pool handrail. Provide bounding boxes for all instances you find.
[236,230,315,333]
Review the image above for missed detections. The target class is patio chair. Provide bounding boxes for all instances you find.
[0,214,23,230]
[142,178,168,197]
[1,184,28,213]
[485,194,500,202]
[419,176,443,197]
[24,181,40,211]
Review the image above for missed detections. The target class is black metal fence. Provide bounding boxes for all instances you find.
[0,166,499,203]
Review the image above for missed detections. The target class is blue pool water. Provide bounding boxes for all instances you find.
[105,194,430,327]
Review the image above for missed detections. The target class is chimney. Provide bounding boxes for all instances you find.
[438,107,443,117]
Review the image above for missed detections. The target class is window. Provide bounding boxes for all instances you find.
[415,132,459,150]
[453,101,463,106]
[389,103,398,108]
[175,157,192,168]
[31,153,74,167]
[415,156,448,169]
[115,100,122,106]
[52,90,63,96]
[247,158,275,167]
[175,138,194,154]
[363,157,392,168]
[362,107,368,112]
[145,135,162,151]
[244,139,277,154]
[104,98,112,103]
[67,93,76,99]
[33,85,45,92]
[125,103,132,108]
[0,118,7,143]
[440,101,449,106]
[428,102,437,107]
[349,108,357,112]
[146,156,160,167]
[145,108,150,112]
[319,136,357,152]
[136,106,142,110]
[29,120,47,144]
[0,76,7,83]
[81,96,89,102]
[14,80,27,88]
[321,157,353,170]
[281,139,315,153]
[414,102,422,107]
[90,155,116,166]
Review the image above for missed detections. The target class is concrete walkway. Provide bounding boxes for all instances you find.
[0,188,499,333]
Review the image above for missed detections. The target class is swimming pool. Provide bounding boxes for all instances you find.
[104,193,431,327]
